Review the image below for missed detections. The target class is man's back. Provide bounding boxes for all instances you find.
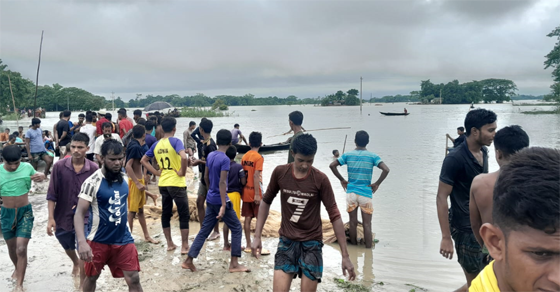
[81,124,96,153]
[206,150,230,205]
[242,150,263,202]
[57,120,71,146]
[228,161,244,194]
[119,119,133,138]
[147,137,185,187]
[469,171,499,244]
[338,150,382,198]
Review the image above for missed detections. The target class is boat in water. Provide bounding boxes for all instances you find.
[380,112,410,116]
[234,142,290,154]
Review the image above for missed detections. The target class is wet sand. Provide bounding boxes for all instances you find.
[0,169,395,292]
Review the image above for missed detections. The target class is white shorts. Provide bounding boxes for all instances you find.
[346,193,373,215]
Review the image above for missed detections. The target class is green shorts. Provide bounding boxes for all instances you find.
[1,204,34,240]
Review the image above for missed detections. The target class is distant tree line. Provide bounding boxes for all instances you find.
[418,78,518,104]
[319,89,360,106]
[544,25,560,102]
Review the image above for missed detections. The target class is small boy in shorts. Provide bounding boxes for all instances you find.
[223,145,246,251]
[241,131,263,253]
[0,145,46,290]
[330,130,390,248]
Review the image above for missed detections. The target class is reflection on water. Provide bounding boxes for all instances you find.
[2,103,558,291]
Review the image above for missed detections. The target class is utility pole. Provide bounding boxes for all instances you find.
[112,91,115,111]
[360,76,363,114]
[67,94,69,110]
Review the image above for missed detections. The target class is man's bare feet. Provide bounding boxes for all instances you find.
[181,245,190,255]
[167,243,178,251]
[207,231,220,241]
[145,237,160,244]
[223,244,231,251]
[15,285,24,292]
[181,260,196,272]
[229,264,251,273]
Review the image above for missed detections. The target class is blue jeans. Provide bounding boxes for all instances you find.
[188,201,242,258]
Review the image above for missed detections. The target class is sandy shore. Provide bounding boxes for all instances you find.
[0,169,386,292]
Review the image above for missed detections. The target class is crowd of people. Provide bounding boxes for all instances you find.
[0,107,558,292]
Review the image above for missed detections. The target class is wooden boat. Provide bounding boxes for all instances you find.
[379,112,410,116]
[235,142,290,154]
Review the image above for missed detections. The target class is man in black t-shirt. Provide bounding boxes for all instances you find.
[56,110,72,157]
[447,127,467,149]
[437,109,497,291]
[191,118,220,241]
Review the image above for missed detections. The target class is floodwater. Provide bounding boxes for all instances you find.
[1,102,559,291]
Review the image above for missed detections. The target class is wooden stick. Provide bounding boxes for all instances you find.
[33,30,44,111]
[445,134,449,157]
[342,134,348,154]
[267,127,351,138]
[8,75,19,127]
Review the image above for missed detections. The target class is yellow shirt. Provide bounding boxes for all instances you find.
[151,137,186,187]
[469,261,500,292]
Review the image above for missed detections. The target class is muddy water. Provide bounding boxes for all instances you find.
[1,103,558,291]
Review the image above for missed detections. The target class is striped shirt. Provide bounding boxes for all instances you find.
[337,150,383,198]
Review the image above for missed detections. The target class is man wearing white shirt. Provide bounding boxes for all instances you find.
[80,114,97,161]
[94,122,122,166]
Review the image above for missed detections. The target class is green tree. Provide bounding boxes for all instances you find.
[347,89,359,96]
[344,94,359,105]
[544,25,560,102]
[480,79,517,103]
[335,90,346,101]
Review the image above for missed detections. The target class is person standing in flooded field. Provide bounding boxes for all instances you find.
[182,129,250,273]
[469,126,529,259]
[74,140,143,292]
[141,117,190,254]
[329,130,390,248]
[0,145,46,291]
[286,111,304,164]
[46,133,99,289]
[252,134,356,292]
[437,108,497,292]
[126,125,159,244]
[469,147,560,292]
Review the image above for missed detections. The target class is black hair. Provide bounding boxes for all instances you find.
[78,113,85,118]
[85,114,93,122]
[291,133,317,156]
[493,147,560,235]
[101,139,124,156]
[494,125,530,159]
[105,113,112,121]
[200,118,213,134]
[91,112,97,116]
[63,110,71,118]
[145,121,155,132]
[355,130,369,147]
[59,112,64,118]
[132,125,145,139]
[289,111,304,126]
[161,117,176,133]
[234,123,239,128]
[137,118,146,125]
[216,129,232,146]
[1,145,22,162]
[226,145,237,160]
[249,131,262,148]
[12,131,19,137]
[71,132,90,145]
[118,109,126,116]
[133,109,142,117]
[157,115,162,125]
[464,108,497,136]
[457,127,465,132]
[332,149,339,155]
[4,128,9,132]
[18,126,23,130]
[149,116,157,123]
[102,122,113,130]
[86,110,91,115]
[32,118,41,125]
[189,121,196,127]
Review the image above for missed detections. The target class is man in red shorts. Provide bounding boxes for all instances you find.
[74,139,142,292]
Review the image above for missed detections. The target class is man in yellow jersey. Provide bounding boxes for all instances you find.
[470,147,559,292]
[141,117,190,254]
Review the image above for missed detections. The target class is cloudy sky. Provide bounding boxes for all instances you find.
[1,0,559,100]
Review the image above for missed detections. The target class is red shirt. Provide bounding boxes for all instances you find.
[96,117,110,135]
[118,118,133,138]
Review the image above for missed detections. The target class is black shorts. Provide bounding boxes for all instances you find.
[274,236,323,282]
[451,226,484,274]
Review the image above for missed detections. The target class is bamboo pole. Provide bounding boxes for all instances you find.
[342,134,348,154]
[8,75,19,127]
[445,135,449,157]
[33,30,44,111]
[267,127,351,138]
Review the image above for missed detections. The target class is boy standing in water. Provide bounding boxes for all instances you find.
[330,130,390,248]
[183,129,249,273]
[252,134,355,292]
[241,131,264,253]
[286,111,304,163]
[46,133,99,288]
[0,145,46,290]
[223,145,246,251]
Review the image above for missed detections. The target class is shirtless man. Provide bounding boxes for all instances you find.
[469,125,529,249]
[0,145,46,290]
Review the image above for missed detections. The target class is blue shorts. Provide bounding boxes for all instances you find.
[274,236,323,282]
[55,225,88,250]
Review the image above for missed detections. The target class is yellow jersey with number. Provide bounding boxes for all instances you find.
[148,137,186,187]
